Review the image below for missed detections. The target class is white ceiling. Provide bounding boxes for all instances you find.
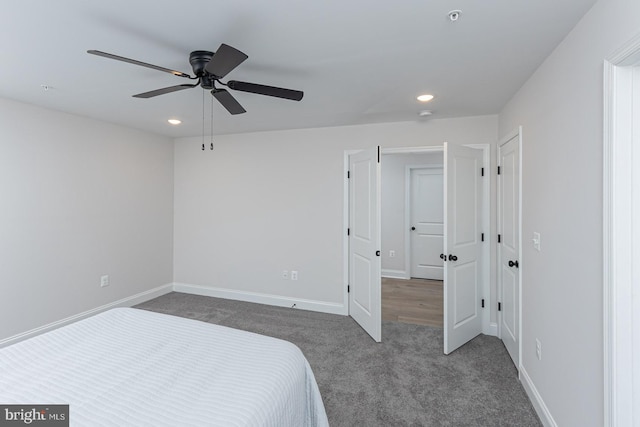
[1,0,596,138]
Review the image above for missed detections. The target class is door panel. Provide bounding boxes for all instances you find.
[349,147,381,342]
[499,134,520,367]
[452,158,478,245]
[444,144,483,354]
[453,261,478,325]
[352,254,372,313]
[410,168,444,279]
[501,265,517,342]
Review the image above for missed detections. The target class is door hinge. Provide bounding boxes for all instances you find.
[498,302,502,311]
[498,234,501,243]
[482,299,485,308]
[481,232,485,242]
[347,285,350,293]
[377,146,381,163]
[347,228,350,236]
[347,170,350,179]
[481,167,484,177]
[497,166,501,175]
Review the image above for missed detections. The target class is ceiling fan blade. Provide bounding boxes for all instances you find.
[87,50,192,79]
[227,80,303,101]
[133,83,199,99]
[211,89,246,115]
[205,44,248,78]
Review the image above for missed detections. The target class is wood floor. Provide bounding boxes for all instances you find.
[382,277,443,327]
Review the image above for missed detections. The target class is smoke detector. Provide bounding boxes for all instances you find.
[448,10,462,22]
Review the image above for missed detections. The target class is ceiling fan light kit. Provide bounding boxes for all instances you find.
[87,43,304,115]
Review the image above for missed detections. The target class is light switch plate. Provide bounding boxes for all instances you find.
[532,232,541,251]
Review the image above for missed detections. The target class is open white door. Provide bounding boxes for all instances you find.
[443,143,484,354]
[348,146,381,342]
[498,132,520,367]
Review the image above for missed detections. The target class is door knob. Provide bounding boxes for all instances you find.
[376,250,381,256]
[439,253,446,261]
[411,227,416,231]
[448,254,458,261]
[508,260,519,268]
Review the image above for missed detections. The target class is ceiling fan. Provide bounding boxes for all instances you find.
[87,44,303,115]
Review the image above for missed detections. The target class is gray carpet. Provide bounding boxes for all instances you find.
[135,292,541,427]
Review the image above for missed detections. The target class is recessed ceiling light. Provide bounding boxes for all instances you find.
[417,94,434,102]
[167,119,181,125]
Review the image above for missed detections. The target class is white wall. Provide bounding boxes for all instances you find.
[381,152,443,276]
[173,116,497,311]
[0,98,174,341]
[498,0,640,425]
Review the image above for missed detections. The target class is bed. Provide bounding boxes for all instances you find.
[0,308,329,426]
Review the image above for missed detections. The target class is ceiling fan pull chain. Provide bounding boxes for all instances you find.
[201,89,205,151]
[210,96,214,150]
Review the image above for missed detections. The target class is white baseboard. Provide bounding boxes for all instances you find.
[173,282,348,316]
[0,283,173,348]
[520,365,557,427]
[484,322,498,337]
[381,269,409,279]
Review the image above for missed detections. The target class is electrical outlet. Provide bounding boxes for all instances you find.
[100,275,110,288]
[282,270,289,279]
[389,250,396,258]
[536,339,542,360]
[291,271,298,280]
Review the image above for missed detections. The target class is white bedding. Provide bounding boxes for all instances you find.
[0,308,329,427]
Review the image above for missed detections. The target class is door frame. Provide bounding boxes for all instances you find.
[343,144,493,337]
[405,164,444,280]
[497,127,523,372]
[603,32,640,426]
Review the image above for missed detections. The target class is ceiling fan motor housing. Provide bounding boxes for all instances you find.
[189,50,214,77]
[200,74,216,90]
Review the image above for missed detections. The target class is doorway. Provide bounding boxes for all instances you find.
[379,151,444,281]
[380,152,444,328]
[345,144,491,354]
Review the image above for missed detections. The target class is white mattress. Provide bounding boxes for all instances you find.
[0,308,329,427]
